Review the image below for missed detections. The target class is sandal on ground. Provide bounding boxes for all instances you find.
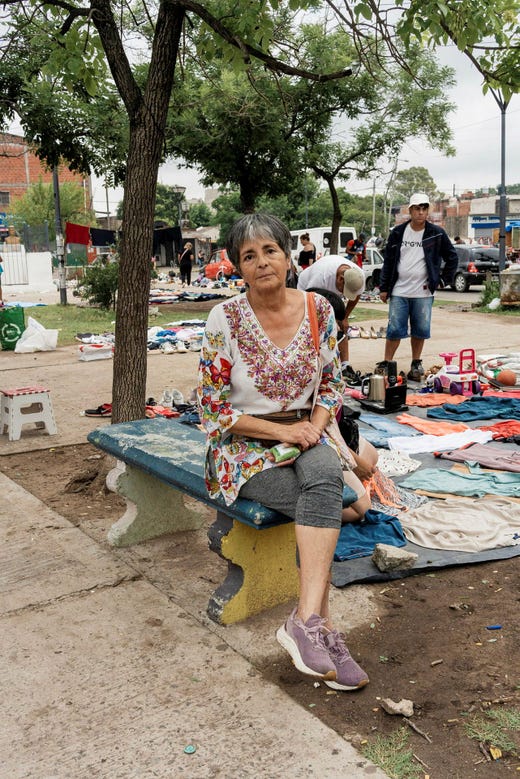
[84,403,112,417]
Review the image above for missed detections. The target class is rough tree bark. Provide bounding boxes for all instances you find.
[91,0,185,422]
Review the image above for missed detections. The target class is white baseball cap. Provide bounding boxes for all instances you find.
[408,193,430,208]
[343,267,365,300]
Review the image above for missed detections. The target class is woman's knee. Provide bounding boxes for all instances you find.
[296,445,343,491]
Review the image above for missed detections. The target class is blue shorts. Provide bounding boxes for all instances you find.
[386,295,433,340]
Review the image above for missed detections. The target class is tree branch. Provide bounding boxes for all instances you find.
[175,0,357,81]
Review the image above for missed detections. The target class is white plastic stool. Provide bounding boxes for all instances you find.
[0,386,58,442]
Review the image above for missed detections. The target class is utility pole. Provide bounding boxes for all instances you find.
[488,87,509,272]
[52,166,67,305]
[371,178,376,237]
[498,98,508,272]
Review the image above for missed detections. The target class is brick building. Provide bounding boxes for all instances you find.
[0,132,90,220]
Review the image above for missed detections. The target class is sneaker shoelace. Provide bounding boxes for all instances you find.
[326,630,352,665]
[302,616,330,650]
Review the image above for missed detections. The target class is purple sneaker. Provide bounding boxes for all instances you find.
[276,608,336,680]
[323,630,369,691]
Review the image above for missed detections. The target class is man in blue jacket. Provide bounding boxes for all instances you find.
[376,192,458,381]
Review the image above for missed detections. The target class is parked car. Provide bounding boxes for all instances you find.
[361,246,384,290]
[447,246,506,292]
[204,250,237,280]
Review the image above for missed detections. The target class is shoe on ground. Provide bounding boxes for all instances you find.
[160,389,173,406]
[170,388,185,407]
[276,608,336,680]
[407,360,425,382]
[323,630,369,691]
[176,341,188,353]
[374,360,389,375]
[342,364,362,385]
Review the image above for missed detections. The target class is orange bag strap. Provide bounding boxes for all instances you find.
[307,292,320,354]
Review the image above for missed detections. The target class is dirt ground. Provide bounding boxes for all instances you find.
[1,295,519,778]
[3,441,519,779]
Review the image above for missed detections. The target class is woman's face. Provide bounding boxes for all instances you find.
[238,236,290,292]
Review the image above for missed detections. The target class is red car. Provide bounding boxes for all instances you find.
[204,250,237,280]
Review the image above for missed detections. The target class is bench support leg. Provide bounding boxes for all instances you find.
[106,462,205,547]
[207,513,299,625]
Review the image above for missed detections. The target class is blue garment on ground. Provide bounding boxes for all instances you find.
[357,428,391,448]
[334,509,407,561]
[178,409,200,425]
[360,413,420,436]
[400,463,520,498]
[426,396,520,422]
[358,413,420,448]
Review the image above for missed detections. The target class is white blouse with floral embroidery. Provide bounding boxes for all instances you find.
[197,290,345,505]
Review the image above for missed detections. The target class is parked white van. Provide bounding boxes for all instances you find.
[290,226,357,263]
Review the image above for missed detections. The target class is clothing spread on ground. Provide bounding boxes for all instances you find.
[399,464,520,498]
[387,428,493,454]
[478,420,520,439]
[405,393,467,407]
[375,450,422,477]
[399,498,520,552]
[426,396,520,421]
[437,442,520,473]
[358,412,422,448]
[395,412,469,435]
[334,510,407,561]
[364,469,428,515]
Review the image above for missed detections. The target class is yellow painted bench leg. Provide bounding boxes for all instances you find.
[208,513,299,625]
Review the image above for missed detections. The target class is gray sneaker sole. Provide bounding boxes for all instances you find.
[275,625,336,681]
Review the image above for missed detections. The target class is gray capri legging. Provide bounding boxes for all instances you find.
[238,443,344,530]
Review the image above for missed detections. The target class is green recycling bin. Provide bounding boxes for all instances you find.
[0,306,25,350]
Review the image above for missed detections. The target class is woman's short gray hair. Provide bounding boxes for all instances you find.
[226,213,291,266]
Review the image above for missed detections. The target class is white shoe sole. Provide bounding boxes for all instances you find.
[275,625,336,681]
[325,676,369,691]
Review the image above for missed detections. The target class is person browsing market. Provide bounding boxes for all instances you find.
[197,213,369,691]
[376,193,457,381]
[297,255,365,384]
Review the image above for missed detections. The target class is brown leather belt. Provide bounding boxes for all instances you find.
[253,410,310,424]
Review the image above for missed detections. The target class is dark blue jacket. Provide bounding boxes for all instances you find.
[380,220,458,295]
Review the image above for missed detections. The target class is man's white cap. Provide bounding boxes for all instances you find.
[408,192,430,208]
[343,267,365,300]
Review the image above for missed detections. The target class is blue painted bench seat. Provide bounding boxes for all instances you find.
[87,418,298,624]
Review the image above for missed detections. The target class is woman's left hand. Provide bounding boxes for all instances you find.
[352,453,377,482]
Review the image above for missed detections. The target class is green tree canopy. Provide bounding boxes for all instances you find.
[10,179,95,239]
[188,201,212,228]
[389,167,441,207]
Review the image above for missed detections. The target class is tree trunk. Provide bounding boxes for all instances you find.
[92,0,184,422]
[327,176,342,255]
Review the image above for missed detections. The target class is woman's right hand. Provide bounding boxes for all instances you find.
[275,420,322,451]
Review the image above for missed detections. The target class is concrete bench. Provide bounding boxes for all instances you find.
[87,418,298,625]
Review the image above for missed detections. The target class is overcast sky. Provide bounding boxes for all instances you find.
[90,43,519,214]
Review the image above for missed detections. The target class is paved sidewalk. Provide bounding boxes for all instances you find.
[0,473,387,778]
